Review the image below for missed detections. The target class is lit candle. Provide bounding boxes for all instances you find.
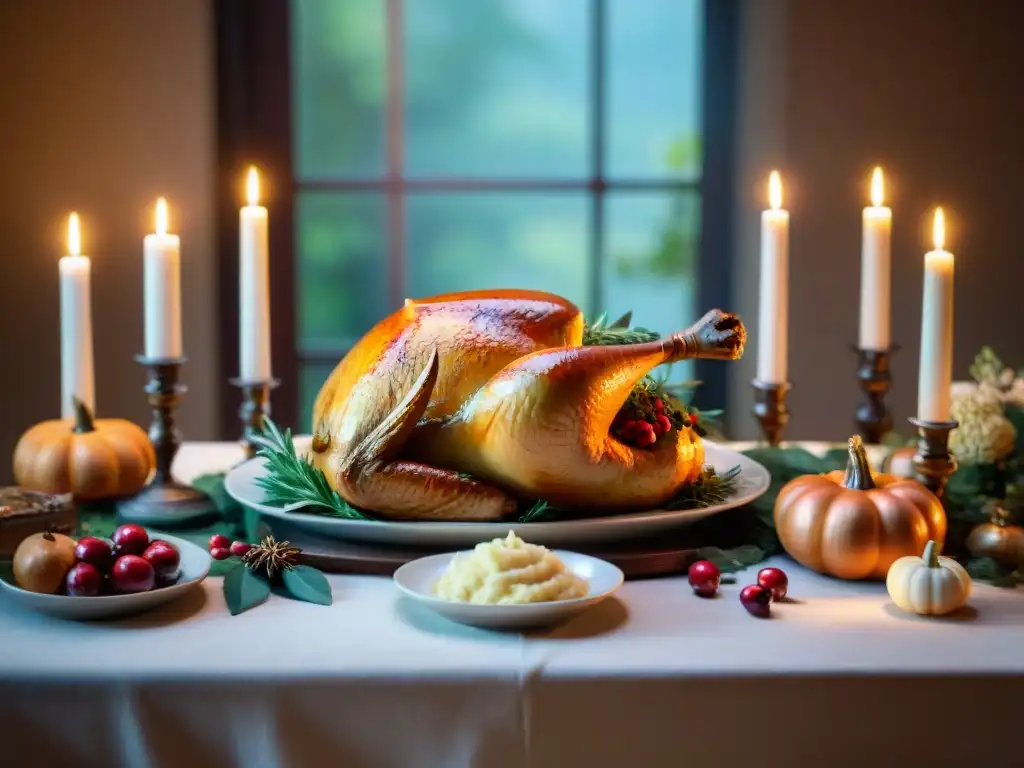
[859,167,892,350]
[917,207,955,422]
[143,197,183,359]
[756,171,790,384]
[59,212,95,418]
[239,166,271,380]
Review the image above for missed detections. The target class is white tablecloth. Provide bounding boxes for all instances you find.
[0,442,1020,768]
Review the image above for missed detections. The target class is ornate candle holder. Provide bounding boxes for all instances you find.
[117,356,214,523]
[752,379,790,447]
[907,417,959,499]
[854,345,898,444]
[230,377,280,459]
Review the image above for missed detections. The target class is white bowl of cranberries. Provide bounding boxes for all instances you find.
[0,525,211,621]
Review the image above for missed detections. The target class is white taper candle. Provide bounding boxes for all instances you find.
[59,212,95,418]
[917,207,955,422]
[756,171,790,384]
[239,167,272,381]
[143,197,183,359]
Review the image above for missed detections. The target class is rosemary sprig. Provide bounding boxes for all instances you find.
[582,312,661,346]
[251,419,375,520]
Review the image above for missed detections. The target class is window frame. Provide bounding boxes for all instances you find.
[215,0,738,436]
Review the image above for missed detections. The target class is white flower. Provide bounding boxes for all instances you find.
[948,383,1016,465]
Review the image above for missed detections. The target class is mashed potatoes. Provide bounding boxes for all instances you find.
[433,531,589,604]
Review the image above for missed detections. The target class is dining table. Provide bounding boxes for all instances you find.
[0,440,1020,768]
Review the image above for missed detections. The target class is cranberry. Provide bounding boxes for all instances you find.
[143,541,181,584]
[110,555,155,593]
[210,546,231,561]
[111,524,150,557]
[687,559,721,597]
[209,533,230,552]
[739,584,772,618]
[74,536,114,571]
[65,562,103,597]
[635,422,657,447]
[229,540,252,557]
[757,567,789,601]
[653,398,664,413]
[654,414,673,435]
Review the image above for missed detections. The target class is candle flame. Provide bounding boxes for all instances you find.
[870,167,884,207]
[932,207,945,250]
[67,212,81,256]
[155,197,168,236]
[246,166,260,206]
[768,171,783,210]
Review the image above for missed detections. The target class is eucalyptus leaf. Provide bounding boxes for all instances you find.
[281,565,333,606]
[223,563,271,616]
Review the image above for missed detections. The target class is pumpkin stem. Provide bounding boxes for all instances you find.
[842,435,876,491]
[71,396,96,434]
[923,539,940,568]
[42,531,55,542]
[989,504,1011,527]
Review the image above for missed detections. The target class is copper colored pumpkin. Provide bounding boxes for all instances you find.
[965,505,1024,567]
[13,398,155,500]
[774,435,947,580]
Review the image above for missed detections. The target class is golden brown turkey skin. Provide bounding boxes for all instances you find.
[310,289,744,521]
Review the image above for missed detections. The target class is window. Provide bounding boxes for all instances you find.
[216,0,736,435]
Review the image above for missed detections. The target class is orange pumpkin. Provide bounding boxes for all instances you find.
[13,398,155,500]
[774,435,947,580]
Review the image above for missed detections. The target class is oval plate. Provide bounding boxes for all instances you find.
[224,442,770,548]
[394,550,624,630]
[0,532,211,621]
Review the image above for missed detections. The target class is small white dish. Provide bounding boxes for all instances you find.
[394,550,624,630]
[0,532,211,621]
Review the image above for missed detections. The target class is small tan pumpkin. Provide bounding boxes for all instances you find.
[13,398,155,500]
[965,505,1024,567]
[882,445,916,479]
[774,435,947,580]
[13,531,77,594]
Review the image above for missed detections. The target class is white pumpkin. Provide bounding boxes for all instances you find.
[886,540,971,616]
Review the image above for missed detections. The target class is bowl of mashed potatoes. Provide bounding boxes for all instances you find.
[393,531,624,630]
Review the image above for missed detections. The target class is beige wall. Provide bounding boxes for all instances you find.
[0,0,218,482]
[729,0,1024,440]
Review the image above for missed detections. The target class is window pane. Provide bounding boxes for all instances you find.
[607,0,703,180]
[407,193,589,310]
[296,192,389,351]
[404,0,589,178]
[603,192,700,381]
[299,363,337,432]
[293,0,385,178]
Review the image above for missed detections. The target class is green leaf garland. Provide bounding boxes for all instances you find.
[223,562,271,616]
[281,565,333,606]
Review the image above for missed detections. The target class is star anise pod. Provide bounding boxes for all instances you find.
[241,535,301,577]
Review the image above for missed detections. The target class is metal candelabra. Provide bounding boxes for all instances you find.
[117,356,214,523]
[752,379,790,447]
[908,417,959,499]
[230,377,280,459]
[854,345,898,444]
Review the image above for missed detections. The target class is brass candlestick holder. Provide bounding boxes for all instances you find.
[908,417,959,499]
[230,377,280,459]
[854,345,898,444]
[117,356,215,523]
[752,379,790,446]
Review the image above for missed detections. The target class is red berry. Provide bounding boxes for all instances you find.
[210,546,231,561]
[65,562,103,597]
[110,555,155,593]
[653,398,665,413]
[209,533,230,552]
[655,414,672,435]
[230,541,252,557]
[635,421,657,447]
[691,411,699,423]
[74,536,113,572]
[111,524,149,557]
[739,584,772,618]
[143,541,181,584]
[687,560,721,597]
[757,567,789,601]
